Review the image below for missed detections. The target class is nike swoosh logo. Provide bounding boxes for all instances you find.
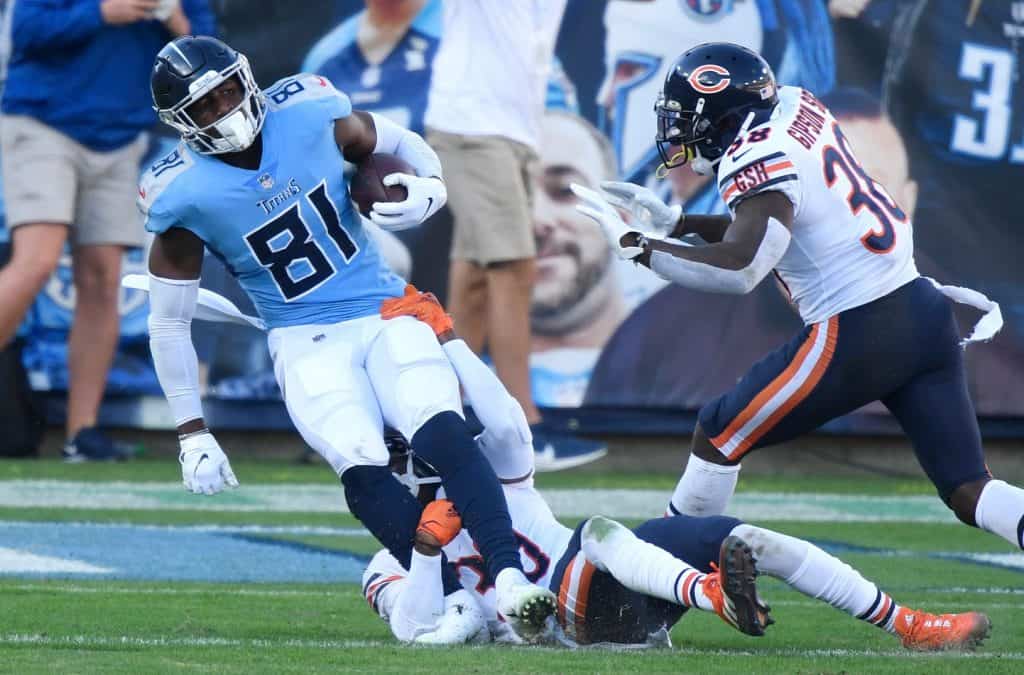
[732,148,754,161]
[193,453,209,476]
[422,197,434,220]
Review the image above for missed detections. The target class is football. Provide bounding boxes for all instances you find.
[350,153,413,218]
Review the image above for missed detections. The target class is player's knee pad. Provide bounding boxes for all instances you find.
[373,318,462,438]
[411,410,476,474]
[580,515,631,572]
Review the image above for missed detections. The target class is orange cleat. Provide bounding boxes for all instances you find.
[894,608,991,651]
[701,536,773,637]
[416,499,463,547]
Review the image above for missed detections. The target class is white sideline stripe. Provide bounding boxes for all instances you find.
[0,481,961,522]
[0,633,386,650]
[0,633,1021,660]
[0,548,111,575]
[0,521,369,537]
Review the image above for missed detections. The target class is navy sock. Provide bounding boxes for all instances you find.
[413,411,523,581]
[341,465,462,595]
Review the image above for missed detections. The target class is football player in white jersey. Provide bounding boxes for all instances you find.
[572,43,1023,603]
[363,288,990,651]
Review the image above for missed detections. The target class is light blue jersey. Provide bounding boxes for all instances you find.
[139,73,405,329]
[302,0,442,134]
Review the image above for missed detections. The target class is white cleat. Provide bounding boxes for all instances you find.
[414,590,489,645]
[496,580,557,641]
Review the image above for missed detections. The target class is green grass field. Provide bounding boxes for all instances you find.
[2,458,1022,674]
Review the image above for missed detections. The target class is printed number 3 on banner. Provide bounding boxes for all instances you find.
[951,43,1024,163]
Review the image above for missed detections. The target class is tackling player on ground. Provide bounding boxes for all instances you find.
[362,288,990,651]
[572,42,1022,577]
[139,35,554,635]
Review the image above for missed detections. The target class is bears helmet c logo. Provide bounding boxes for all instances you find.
[687,64,731,95]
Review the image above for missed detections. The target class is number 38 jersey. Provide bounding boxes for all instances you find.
[716,86,919,325]
[139,73,405,329]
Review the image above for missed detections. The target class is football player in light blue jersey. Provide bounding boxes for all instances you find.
[139,35,555,637]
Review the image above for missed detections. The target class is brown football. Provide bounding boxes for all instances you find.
[350,153,413,217]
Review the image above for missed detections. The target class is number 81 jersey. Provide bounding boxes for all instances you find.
[716,86,919,325]
[138,73,405,329]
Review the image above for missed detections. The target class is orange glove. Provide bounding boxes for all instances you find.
[416,499,463,547]
[380,284,454,337]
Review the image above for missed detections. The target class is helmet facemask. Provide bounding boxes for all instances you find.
[157,54,266,155]
[385,433,442,502]
[655,94,761,176]
[654,94,722,175]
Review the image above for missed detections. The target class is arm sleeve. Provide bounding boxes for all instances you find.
[181,0,217,37]
[369,111,444,180]
[441,339,534,482]
[649,217,792,295]
[148,274,204,427]
[11,0,105,54]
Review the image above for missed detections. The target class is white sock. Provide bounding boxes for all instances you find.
[731,524,901,633]
[975,479,1024,549]
[390,550,445,641]
[667,453,741,516]
[494,567,528,595]
[581,516,713,612]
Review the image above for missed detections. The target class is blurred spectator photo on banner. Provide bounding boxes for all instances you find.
[530,110,628,407]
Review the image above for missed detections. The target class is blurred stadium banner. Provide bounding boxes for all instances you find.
[3,0,1022,435]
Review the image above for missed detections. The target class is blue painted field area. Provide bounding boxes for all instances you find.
[0,522,366,583]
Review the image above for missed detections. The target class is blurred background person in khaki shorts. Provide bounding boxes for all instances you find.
[424,0,605,471]
[0,0,214,460]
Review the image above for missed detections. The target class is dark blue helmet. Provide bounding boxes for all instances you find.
[151,36,266,155]
[655,42,778,175]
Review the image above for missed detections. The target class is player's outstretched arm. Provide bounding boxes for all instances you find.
[575,185,794,295]
[599,180,732,242]
[334,111,446,230]
[148,229,238,495]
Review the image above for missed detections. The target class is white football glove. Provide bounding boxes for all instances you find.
[599,181,682,236]
[370,174,446,231]
[178,431,239,495]
[571,183,652,260]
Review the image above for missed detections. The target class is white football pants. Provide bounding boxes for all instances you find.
[268,314,463,476]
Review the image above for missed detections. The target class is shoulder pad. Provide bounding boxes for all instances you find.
[264,73,352,116]
[717,133,799,211]
[138,144,193,216]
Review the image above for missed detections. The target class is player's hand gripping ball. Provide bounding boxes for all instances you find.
[417,499,463,547]
[349,153,413,217]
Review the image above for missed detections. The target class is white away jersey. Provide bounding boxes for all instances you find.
[715,86,919,324]
[364,479,573,636]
